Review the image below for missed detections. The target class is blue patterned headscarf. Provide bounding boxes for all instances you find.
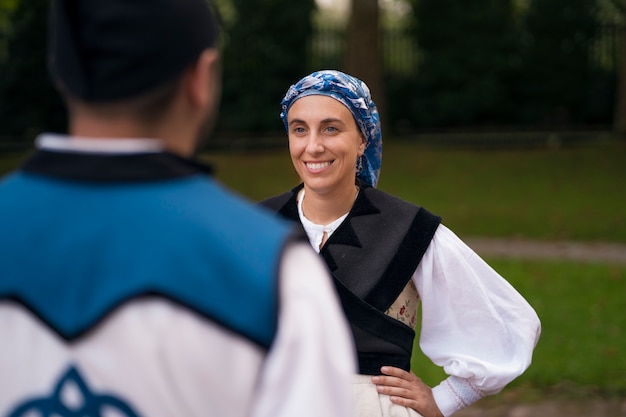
[280,70,382,188]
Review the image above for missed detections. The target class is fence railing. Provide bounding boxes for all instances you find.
[592,24,625,71]
[310,23,625,77]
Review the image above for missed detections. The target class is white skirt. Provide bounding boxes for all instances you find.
[352,374,424,417]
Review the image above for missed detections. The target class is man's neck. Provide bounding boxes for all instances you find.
[36,133,163,153]
[69,117,195,157]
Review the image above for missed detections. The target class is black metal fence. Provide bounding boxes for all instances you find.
[309,23,625,78]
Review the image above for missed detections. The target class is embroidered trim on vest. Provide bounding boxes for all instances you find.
[334,278,415,374]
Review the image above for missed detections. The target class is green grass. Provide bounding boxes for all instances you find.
[201,139,626,242]
[3,140,625,242]
[379,141,626,242]
[0,151,30,174]
[411,259,626,396]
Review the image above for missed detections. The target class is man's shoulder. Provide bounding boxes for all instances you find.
[174,176,293,230]
[258,191,294,211]
[257,183,303,213]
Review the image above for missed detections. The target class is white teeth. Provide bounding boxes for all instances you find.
[306,161,331,170]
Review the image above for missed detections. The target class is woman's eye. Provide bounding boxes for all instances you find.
[325,126,338,133]
[293,127,306,134]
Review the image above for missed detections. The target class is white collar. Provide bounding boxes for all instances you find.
[297,189,351,253]
[36,133,164,154]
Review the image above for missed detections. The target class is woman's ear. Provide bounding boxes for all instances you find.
[359,135,366,155]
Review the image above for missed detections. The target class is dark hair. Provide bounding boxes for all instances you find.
[49,0,220,102]
[65,74,185,124]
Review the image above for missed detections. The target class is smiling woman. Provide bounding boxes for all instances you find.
[286,95,364,225]
[259,70,541,417]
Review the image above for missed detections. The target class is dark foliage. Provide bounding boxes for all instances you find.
[396,0,611,130]
[518,0,605,126]
[0,0,66,140]
[217,0,316,134]
[408,0,520,128]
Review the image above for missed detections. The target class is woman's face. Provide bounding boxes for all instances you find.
[287,95,365,196]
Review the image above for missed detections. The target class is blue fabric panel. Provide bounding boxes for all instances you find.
[0,172,291,348]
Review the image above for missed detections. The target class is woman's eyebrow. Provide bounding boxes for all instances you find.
[320,118,346,125]
[289,117,345,126]
[288,118,307,126]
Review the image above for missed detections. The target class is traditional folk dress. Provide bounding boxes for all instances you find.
[261,180,541,417]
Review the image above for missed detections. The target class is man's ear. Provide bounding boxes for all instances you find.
[186,48,220,109]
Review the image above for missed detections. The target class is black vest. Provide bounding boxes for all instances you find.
[260,181,441,374]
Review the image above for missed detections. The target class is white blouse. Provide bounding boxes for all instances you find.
[298,199,541,417]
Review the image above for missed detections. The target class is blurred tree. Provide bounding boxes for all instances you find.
[344,0,385,122]
[0,0,66,140]
[218,0,315,133]
[411,0,520,127]
[0,0,19,61]
[519,0,600,125]
[609,0,626,137]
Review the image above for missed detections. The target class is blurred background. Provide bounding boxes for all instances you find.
[0,0,625,142]
[0,0,625,415]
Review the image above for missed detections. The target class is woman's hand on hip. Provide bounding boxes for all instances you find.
[371,366,444,417]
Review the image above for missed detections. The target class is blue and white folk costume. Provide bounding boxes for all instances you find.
[0,134,356,417]
[263,70,541,417]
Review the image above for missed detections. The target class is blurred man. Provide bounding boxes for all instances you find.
[0,1,356,416]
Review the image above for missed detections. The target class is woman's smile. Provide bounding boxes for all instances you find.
[305,160,333,172]
[287,95,364,196]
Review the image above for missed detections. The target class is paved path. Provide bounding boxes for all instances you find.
[452,384,626,417]
[464,237,626,264]
[455,397,626,417]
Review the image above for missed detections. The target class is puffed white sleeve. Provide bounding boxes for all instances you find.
[414,225,541,417]
[251,241,357,417]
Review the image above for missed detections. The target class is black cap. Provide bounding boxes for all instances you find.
[48,0,220,102]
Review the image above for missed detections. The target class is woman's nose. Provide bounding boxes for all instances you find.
[305,132,324,153]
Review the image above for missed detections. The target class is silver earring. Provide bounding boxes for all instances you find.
[356,156,363,174]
